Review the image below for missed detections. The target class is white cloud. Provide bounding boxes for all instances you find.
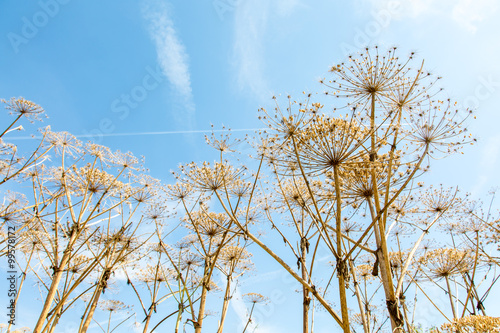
[360,0,433,19]
[233,0,270,101]
[362,0,498,33]
[274,0,301,17]
[471,134,500,196]
[230,283,286,333]
[232,0,301,101]
[142,0,195,128]
[452,0,499,33]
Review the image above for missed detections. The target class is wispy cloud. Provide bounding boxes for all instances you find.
[230,284,286,333]
[232,0,301,101]
[142,0,195,129]
[233,0,270,101]
[452,0,498,33]
[471,134,500,195]
[229,269,294,332]
[363,0,498,33]
[6,128,264,141]
[274,0,301,18]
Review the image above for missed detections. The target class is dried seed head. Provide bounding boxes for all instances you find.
[2,97,46,122]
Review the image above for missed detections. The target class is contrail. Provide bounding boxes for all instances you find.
[7,123,411,141]
[7,128,267,140]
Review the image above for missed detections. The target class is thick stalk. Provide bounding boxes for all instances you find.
[367,199,402,331]
[333,165,351,333]
[194,259,210,333]
[39,246,109,330]
[79,285,104,333]
[80,258,117,333]
[32,232,77,333]
[174,305,183,333]
[301,237,310,333]
[369,93,404,332]
[445,276,457,319]
[80,264,115,332]
[45,309,62,333]
[142,305,156,333]
[217,275,232,333]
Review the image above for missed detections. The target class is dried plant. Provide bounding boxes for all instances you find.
[3,46,498,333]
[175,47,477,333]
[0,102,159,333]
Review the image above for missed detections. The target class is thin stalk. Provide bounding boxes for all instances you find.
[349,259,369,333]
[0,114,23,138]
[149,309,179,332]
[460,231,480,317]
[241,303,256,333]
[213,190,344,326]
[395,210,446,296]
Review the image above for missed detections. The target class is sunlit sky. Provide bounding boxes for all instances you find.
[1,0,500,331]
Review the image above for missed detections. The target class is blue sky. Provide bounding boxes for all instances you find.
[2,0,500,331]
[2,0,500,191]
